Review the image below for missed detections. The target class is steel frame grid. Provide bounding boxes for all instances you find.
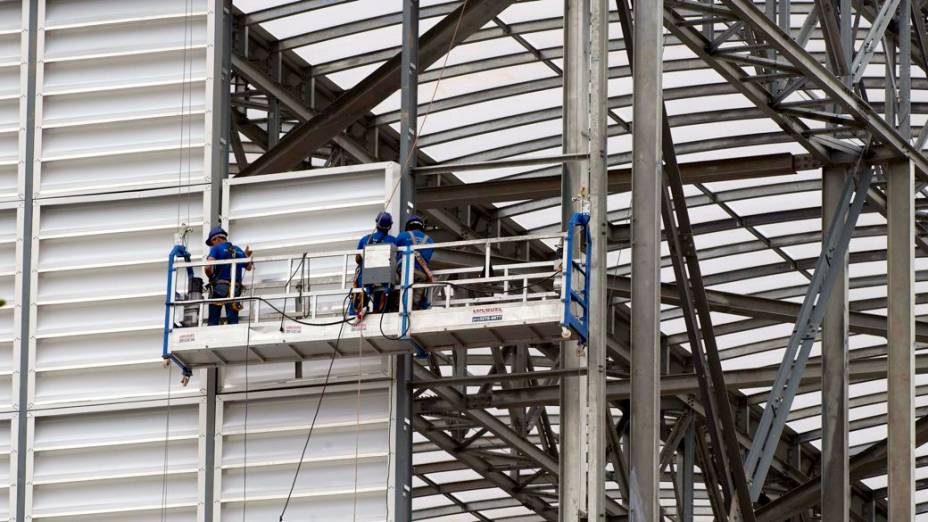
[219,0,928,516]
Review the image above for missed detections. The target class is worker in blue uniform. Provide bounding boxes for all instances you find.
[351,211,396,318]
[204,226,253,326]
[395,214,434,310]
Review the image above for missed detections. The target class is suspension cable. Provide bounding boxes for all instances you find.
[278,295,352,521]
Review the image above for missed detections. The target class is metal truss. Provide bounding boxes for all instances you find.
[225,0,928,519]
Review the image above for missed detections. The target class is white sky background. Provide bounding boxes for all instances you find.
[233,0,928,518]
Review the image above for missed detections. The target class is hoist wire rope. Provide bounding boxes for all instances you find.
[241,266,257,521]
[163,1,195,520]
[385,0,470,209]
[278,294,353,521]
[352,326,364,522]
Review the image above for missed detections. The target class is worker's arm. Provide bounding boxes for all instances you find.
[243,246,254,270]
[205,257,216,279]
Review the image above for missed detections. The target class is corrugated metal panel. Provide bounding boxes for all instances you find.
[223,163,401,258]
[30,401,200,520]
[0,0,22,201]
[216,382,394,522]
[220,163,400,387]
[30,187,209,407]
[0,415,12,522]
[35,0,211,197]
[0,202,17,410]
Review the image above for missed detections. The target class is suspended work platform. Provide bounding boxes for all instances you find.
[162,214,591,375]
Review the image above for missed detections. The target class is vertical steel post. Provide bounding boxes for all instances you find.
[209,0,231,226]
[267,43,281,147]
[560,0,590,518]
[588,0,608,519]
[821,165,849,522]
[399,0,419,224]
[887,1,914,519]
[630,0,663,518]
[681,424,695,522]
[887,156,915,522]
[15,1,38,521]
[393,2,418,520]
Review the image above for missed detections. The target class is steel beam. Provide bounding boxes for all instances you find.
[630,0,663,518]
[239,0,517,176]
[424,353,928,410]
[230,53,375,163]
[718,0,928,175]
[411,414,559,520]
[415,152,801,207]
[756,415,928,522]
[821,165,850,522]
[744,162,873,501]
[244,0,352,25]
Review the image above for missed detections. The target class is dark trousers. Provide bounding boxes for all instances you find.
[207,283,240,325]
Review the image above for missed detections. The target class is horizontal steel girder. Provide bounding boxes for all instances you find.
[415,354,928,410]
[416,152,803,207]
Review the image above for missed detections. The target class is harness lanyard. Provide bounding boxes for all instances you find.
[409,232,434,282]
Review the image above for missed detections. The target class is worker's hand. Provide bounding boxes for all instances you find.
[244,246,253,257]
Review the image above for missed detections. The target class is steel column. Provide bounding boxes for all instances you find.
[392,2,418,520]
[14,1,38,521]
[560,0,590,518]
[630,0,663,518]
[399,0,418,223]
[588,0,608,519]
[821,165,850,522]
[887,157,915,522]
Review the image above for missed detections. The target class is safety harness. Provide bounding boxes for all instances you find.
[210,243,245,311]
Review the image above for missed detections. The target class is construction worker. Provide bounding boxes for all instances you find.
[351,211,396,318]
[204,226,253,326]
[395,214,434,310]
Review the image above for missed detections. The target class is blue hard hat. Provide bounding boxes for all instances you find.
[206,225,228,245]
[375,211,393,231]
[405,214,425,230]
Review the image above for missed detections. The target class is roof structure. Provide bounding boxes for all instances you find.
[227,0,928,520]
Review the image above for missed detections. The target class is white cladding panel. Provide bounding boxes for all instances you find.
[0,417,11,521]
[0,203,16,410]
[0,0,22,201]
[224,163,401,260]
[221,163,400,386]
[30,403,199,520]
[31,188,208,407]
[35,0,211,197]
[8,1,399,517]
[217,384,393,522]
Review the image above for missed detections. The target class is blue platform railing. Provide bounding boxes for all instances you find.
[561,212,591,345]
[163,244,194,378]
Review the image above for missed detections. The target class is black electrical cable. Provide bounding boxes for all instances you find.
[278,294,352,521]
[279,252,308,332]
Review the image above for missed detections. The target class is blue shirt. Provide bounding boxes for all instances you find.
[207,241,247,283]
[396,230,434,265]
[357,230,396,249]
